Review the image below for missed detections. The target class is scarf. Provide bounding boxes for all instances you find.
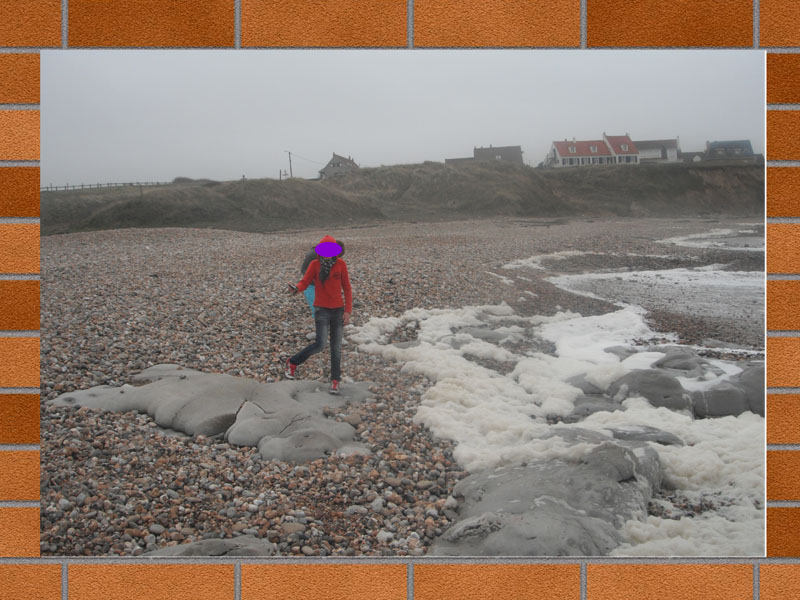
[319,256,337,283]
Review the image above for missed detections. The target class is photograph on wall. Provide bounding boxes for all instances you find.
[39,49,765,557]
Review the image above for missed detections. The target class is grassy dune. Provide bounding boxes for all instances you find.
[41,161,764,235]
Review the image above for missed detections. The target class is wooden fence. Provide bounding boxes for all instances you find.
[40,181,170,192]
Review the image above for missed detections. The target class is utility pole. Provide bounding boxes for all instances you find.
[284,150,293,178]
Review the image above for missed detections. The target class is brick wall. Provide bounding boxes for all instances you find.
[1,1,797,598]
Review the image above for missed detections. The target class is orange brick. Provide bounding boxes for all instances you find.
[0,55,39,104]
[768,280,800,330]
[415,564,579,600]
[0,564,61,600]
[0,394,40,444]
[768,395,800,444]
[414,0,579,47]
[761,0,800,47]
[767,224,800,274]
[0,451,38,500]
[0,507,39,557]
[768,111,800,161]
[761,564,800,599]
[242,565,406,600]
[768,507,800,556]
[0,0,60,47]
[767,167,800,217]
[768,338,800,387]
[0,111,39,161]
[768,451,800,500]
[0,224,39,274]
[587,564,752,600]
[69,0,234,47]
[768,54,800,104]
[0,281,39,330]
[0,338,39,388]
[0,168,39,218]
[588,0,752,47]
[242,0,407,47]
[70,565,234,600]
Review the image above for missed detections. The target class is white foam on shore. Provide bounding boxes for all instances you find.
[349,302,764,556]
[546,267,763,322]
[502,250,587,270]
[657,227,764,252]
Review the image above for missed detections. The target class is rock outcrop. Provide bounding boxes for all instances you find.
[49,364,374,462]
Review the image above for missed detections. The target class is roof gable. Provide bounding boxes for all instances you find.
[553,140,611,157]
[604,135,638,154]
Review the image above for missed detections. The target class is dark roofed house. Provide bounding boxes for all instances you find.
[472,145,524,164]
[446,144,524,165]
[704,140,756,161]
[319,153,359,179]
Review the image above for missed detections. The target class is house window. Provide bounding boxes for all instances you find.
[562,159,566,165]
[621,144,628,151]
[590,146,597,153]
[569,146,576,153]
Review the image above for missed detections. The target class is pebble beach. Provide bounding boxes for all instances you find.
[40,217,765,556]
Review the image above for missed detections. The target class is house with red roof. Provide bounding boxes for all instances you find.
[543,133,640,168]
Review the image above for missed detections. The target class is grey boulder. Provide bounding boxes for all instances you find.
[607,370,693,412]
[430,437,662,556]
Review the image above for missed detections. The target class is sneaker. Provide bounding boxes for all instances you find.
[329,380,340,395]
[285,359,296,380]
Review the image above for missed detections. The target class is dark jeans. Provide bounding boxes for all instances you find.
[290,306,344,381]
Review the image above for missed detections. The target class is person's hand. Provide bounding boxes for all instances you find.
[343,312,351,326]
[287,283,299,294]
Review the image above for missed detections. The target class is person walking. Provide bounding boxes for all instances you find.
[285,235,352,395]
[299,240,345,319]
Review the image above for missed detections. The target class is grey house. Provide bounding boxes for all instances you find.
[319,153,359,179]
[704,140,756,161]
[473,145,524,164]
[446,145,524,165]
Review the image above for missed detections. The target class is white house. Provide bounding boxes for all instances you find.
[633,138,680,163]
[544,133,639,168]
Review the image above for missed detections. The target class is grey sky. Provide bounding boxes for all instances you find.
[41,50,764,185]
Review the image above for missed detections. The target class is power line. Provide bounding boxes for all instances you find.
[288,152,324,165]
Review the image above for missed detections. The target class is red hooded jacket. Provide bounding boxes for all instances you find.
[295,236,353,313]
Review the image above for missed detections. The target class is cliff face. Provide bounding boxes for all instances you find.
[41,161,764,235]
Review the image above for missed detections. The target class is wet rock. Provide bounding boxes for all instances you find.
[431,441,662,556]
[562,394,621,423]
[608,370,692,412]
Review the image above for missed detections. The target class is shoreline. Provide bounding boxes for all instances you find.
[40,217,765,556]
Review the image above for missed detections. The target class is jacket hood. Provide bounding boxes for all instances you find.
[315,235,342,258]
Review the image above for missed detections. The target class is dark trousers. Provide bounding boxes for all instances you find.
[290,306,344,381]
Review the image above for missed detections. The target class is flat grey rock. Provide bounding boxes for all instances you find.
[143,535,277,556]
[604,425,685,446]
[431,439,662,556]
[49,364,373,463]
[652,349,712,377]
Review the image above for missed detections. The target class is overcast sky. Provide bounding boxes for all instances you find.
[41,50,764,185]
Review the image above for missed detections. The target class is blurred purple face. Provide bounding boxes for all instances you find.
[315,241,342,257]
